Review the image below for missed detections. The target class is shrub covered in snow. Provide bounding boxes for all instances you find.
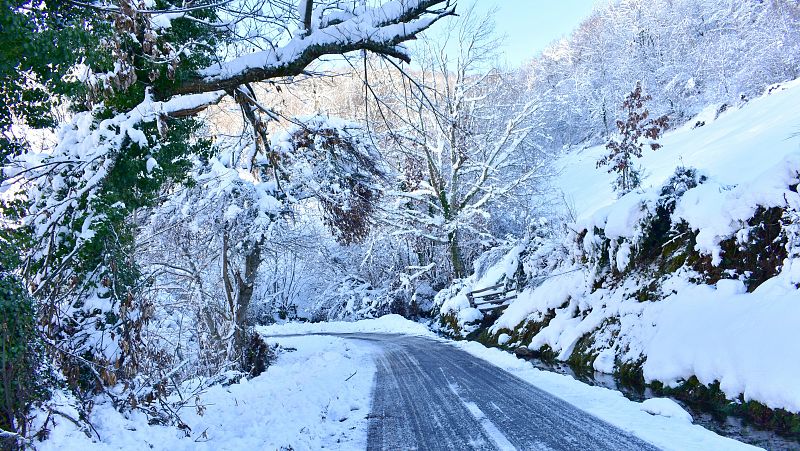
[311,277,387,322]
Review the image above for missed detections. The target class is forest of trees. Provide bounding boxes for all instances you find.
[1,0,799,446]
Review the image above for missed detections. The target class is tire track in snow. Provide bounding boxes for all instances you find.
[351,334,660,451]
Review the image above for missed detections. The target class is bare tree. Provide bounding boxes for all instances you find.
[373,6,551,279]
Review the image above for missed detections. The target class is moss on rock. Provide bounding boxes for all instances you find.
[567,333,600,375]
[651,377,800,440]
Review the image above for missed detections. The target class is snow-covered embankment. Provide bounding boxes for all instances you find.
[439,79,800,416]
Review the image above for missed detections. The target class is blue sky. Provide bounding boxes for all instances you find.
[468,0,607,66]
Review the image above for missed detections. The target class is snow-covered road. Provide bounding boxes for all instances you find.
[350,333,658,451]
[257,316,760,451]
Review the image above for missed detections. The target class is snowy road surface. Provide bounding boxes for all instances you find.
[346,334,661,451]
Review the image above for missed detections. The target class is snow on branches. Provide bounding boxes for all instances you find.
[0,89,225,393]
[137,113,384,374]
[178,0,456,94]
[273,114,386,244]
[5,89,224,279]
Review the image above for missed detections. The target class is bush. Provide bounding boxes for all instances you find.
[242,331,274,378]
[0,273,47,443]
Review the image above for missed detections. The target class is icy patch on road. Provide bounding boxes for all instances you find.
[37,335,375,451]
[258,314,436,337]
[452,340,761,451]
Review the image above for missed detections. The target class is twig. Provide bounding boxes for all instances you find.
[345,371,357,381]
[50,408,99,440]
[194,428,211,442]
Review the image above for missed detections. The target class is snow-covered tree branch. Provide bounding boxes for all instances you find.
[176,0,456,95]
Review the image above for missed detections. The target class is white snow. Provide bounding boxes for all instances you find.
[671,156,800,265]
[37,335,375,451]
[145,156,159,173]
[199,1,446,82]
[491,269,587,334]
[439,242,526,327]
[558,79,800,220]
[497,333,511,345]
[445,78,800,415]
[640,398,694,423]
[490,258,800,414]
[258,313,435,337]
[643,280,800,412]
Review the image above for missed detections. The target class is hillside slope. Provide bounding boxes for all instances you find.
[438,79,800,425]
[558,79,800,219]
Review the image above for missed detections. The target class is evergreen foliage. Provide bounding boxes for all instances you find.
[0,268,46,442]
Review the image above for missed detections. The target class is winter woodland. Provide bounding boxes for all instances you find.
[2,0,800,448]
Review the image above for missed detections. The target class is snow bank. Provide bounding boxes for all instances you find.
[453,341,759,451]
[568,154,800,411]
[672,156,800,264]
[491,269,587,334]
[644,281,800,412]
[258,314,435,337]
[640,398,694,423]
[38,335,375,451]
[576,153,800,267]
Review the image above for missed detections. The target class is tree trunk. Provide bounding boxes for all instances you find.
[448,230,465,279]
[232,239,262,366]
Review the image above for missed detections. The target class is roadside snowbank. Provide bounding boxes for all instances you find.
[643,280,800,412]
[453,340,760,451]
[258,314,436,337]
[37,335,375,451]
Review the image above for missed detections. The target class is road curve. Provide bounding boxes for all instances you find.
[342,334,660,451]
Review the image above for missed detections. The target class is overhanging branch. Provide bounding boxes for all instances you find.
[173,0,455,96]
